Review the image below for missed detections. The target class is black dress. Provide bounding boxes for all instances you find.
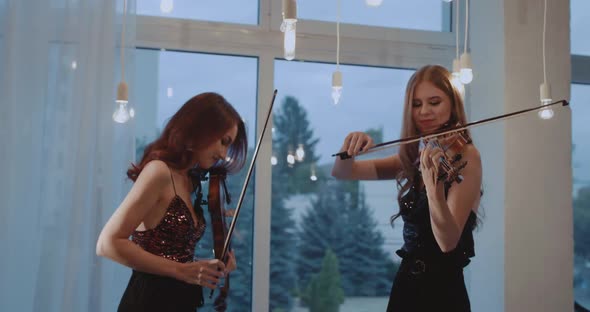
[118,173,207,312]
[386,183,476,312]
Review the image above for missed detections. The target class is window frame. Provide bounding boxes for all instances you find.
[571,10,590,307]
[134,1,458,311]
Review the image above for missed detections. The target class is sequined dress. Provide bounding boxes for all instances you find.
[118,171,207,312]
[386,182,476,312]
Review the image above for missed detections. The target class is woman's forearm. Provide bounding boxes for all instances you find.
[331,155,355,180]
[427,195,461,253]
[97,237,180,278]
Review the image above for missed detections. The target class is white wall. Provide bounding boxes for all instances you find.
[469,0,572,311]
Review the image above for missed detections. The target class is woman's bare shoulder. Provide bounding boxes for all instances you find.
[461,144,481,164]
[136,160,171,186]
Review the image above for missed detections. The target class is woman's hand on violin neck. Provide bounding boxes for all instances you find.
[226,249,237,274]
[341,132,374,157]
[175,259,226,289]
[419,141,446,200]
[223,209,235,217]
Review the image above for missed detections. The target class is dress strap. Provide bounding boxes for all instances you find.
[169,170,177,196]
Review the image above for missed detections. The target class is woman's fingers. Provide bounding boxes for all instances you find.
[347,135,359,156]
[420,143,431,169]
[227,250,237,273]
[187,259,228,288]
[344,132,373,156]
[208,259,226,272]
[353,135,372,154]
[197,273,220,289]
[430,149,445,173]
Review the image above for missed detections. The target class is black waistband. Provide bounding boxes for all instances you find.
[396,249,471,274]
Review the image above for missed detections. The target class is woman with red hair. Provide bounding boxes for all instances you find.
[96,92,248,311]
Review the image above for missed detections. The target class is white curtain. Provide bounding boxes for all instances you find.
[0,0,137,311]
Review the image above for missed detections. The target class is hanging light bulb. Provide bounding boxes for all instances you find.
[332,0,343,105]
[287,150,296,166]
[459,52,473,84]
[281,0,297,61]
[114,0,131,124]
[295,144,305,161]
[71,61,77,70]
[365,0,383,7]
[459,0,473,84]
[113,82,130,123]
[271,155,278,166]
[310,165,317,181]
[113,102,130,123]
[160,0,173,14]
[451,58,465,96]
[129,107,135,118]
[332,70,343,105]
[538,82,554,120]
[167,87,174,98]
[538,0,552,120]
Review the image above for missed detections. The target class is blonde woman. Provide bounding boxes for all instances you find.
[332,65,482,312]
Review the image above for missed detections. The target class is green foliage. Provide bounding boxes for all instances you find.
[269,95,319,311]
[272,96,322,194]
[297,179,394,297]
[301,249,345,312]
[365,126,384,145]
[574,186,590,259]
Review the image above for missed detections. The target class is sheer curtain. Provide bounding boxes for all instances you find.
[0,0,137,311]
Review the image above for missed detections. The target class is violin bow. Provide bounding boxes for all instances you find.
[217,89,277,268]
[333,99,569,159]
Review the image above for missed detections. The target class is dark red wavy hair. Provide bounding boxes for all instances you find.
[127,92,248,181]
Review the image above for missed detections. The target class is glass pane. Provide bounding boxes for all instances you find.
[298,0,449,32]
[134,49,258,311]
[137,0,259,25]
[571,0,590,55]
[573,83,590,309]
[270,60,414,311]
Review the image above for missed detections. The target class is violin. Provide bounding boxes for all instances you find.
[188,166,231,311]
[422,125,471,184]
[207,167,232,311]
[188,89,278,311]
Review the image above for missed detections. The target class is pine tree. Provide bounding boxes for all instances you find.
[297,178,397,297]
[301,249,345,312]
[225,173,254,311]
[344,185,392,296]
[297,179,351,290]
[270,95,322,311]
[272,95,321,194]
[269,194,298,311]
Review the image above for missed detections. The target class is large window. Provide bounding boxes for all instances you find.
[571,0,590,56]
[573,83,590,310]
[572,0,590,309]
[137,0,259,25]
[298,0,450,32]
[269,59,414,311]
[132,1,454,310]
[134,49,258,311]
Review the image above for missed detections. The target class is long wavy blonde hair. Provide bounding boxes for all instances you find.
[393,65,471,220]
